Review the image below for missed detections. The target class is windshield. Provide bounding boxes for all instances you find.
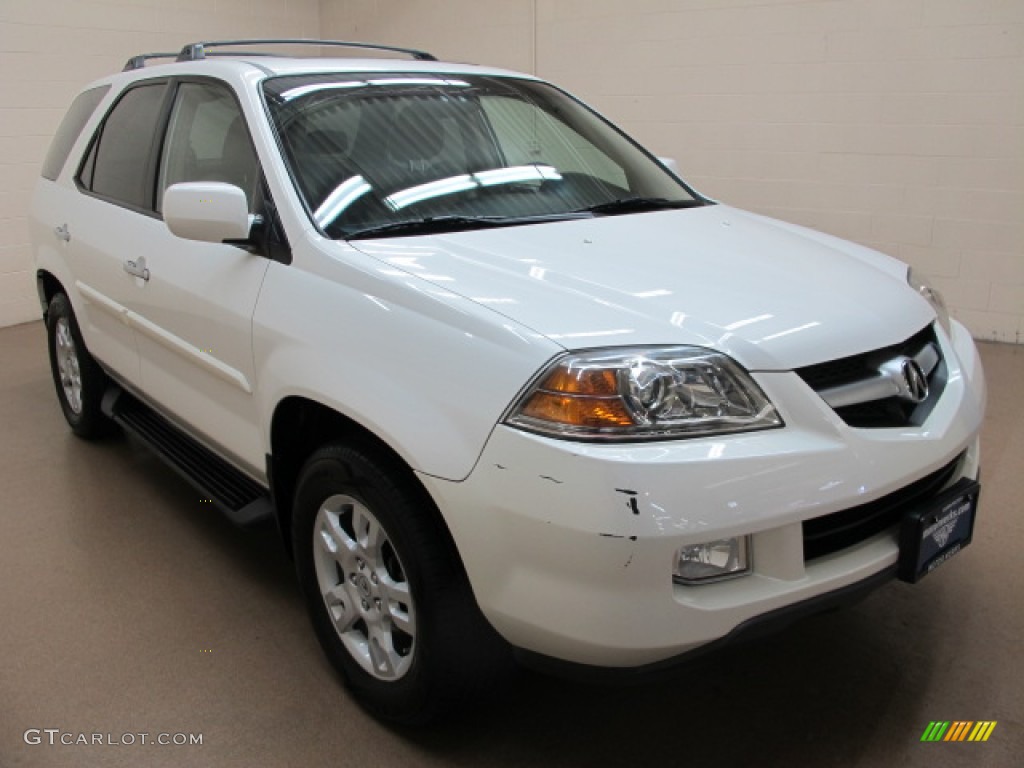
[262,73,702,239]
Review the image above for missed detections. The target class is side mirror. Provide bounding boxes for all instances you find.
[163,182,254,243]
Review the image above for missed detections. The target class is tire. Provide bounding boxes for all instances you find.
[46,292,115,439]
[293,442,505,724]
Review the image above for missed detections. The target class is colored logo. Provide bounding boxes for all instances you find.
[921,721,997,742]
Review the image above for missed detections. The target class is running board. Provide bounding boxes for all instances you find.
[102,387,273,527]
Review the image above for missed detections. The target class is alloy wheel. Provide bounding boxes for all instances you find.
[313,494,416,680]
[54,316,83,415]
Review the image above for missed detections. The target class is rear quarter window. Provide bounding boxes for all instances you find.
[40,85,110,181]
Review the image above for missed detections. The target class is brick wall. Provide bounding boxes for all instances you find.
[320,0,535,73]
[0,0,319,327]
[322,0,1024,343]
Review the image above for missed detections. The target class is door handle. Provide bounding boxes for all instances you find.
[123,257,150,281]
[54,223,70,242]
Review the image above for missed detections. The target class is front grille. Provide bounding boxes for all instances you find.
[798,325,934,391]
[802,452,964,561]
[795,324,945,428]
[831,398,926,429]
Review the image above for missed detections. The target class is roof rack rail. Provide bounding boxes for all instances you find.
[123,52,180,71]
[124,50,276,71]
[176,39,438,63]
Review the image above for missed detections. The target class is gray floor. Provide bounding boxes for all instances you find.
[1,319,1021,768]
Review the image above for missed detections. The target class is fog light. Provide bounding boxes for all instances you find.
[674,536,751,584]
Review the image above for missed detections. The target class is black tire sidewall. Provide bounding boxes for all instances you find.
[46,293,110,438]
[292,444,464,724]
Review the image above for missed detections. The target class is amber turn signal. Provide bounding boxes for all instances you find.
[520,391,633,428]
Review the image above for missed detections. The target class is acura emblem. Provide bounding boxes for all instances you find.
[900,359,929,403]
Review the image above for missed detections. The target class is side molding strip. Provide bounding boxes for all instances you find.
[75,280,252,394]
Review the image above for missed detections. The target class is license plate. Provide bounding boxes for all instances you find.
[898,478,979,583]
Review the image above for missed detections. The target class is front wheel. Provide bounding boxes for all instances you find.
[293,443,506,724]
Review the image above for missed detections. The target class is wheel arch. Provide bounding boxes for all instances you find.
[268,396,467,575]
[36,269,66,323]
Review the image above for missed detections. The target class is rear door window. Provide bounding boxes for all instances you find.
[78,83,167,210]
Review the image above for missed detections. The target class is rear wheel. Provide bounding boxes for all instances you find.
[293,442,505,724]
[46,292,114,439]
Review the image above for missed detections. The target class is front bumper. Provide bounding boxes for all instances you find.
[514,563,899,682]
[419,320,986,667]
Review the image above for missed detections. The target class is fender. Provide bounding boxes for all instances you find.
[253,235,560,481]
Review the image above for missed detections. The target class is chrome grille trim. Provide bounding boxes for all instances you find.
[794,324,947,429]
[819,342,940,409]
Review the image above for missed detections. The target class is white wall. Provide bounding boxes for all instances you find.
[320,0,536,73]
[322,0,1024,344]
[0,0,319,327]
[3,1,1021,342]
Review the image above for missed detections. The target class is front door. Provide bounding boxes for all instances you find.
[127,81,270,477]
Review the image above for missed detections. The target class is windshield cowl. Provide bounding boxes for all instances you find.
[345,211,595,240]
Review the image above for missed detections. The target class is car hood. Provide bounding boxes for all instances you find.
[349,205,933,370]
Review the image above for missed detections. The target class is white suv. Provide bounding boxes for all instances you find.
[32,40,986,722]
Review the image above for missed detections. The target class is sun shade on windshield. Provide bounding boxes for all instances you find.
[262,73,701,239]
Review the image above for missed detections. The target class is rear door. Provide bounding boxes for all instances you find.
[66,81,172,385]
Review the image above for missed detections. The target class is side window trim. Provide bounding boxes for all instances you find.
[79,125,99,190]
[72,73,290,264]
[75,75,255,218]
[74,78,174,218]
[145,82,179,212]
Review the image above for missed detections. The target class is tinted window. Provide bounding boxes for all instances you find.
[157,82,259,211]
[41,85,110,181]
[263,73,697,239]
[86,83,166,209]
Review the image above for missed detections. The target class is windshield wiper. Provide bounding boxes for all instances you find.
[344,213,584,240]
[575,197,706,216]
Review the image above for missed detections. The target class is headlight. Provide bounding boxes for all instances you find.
[908,267,951,335]
[505,346,782,440]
